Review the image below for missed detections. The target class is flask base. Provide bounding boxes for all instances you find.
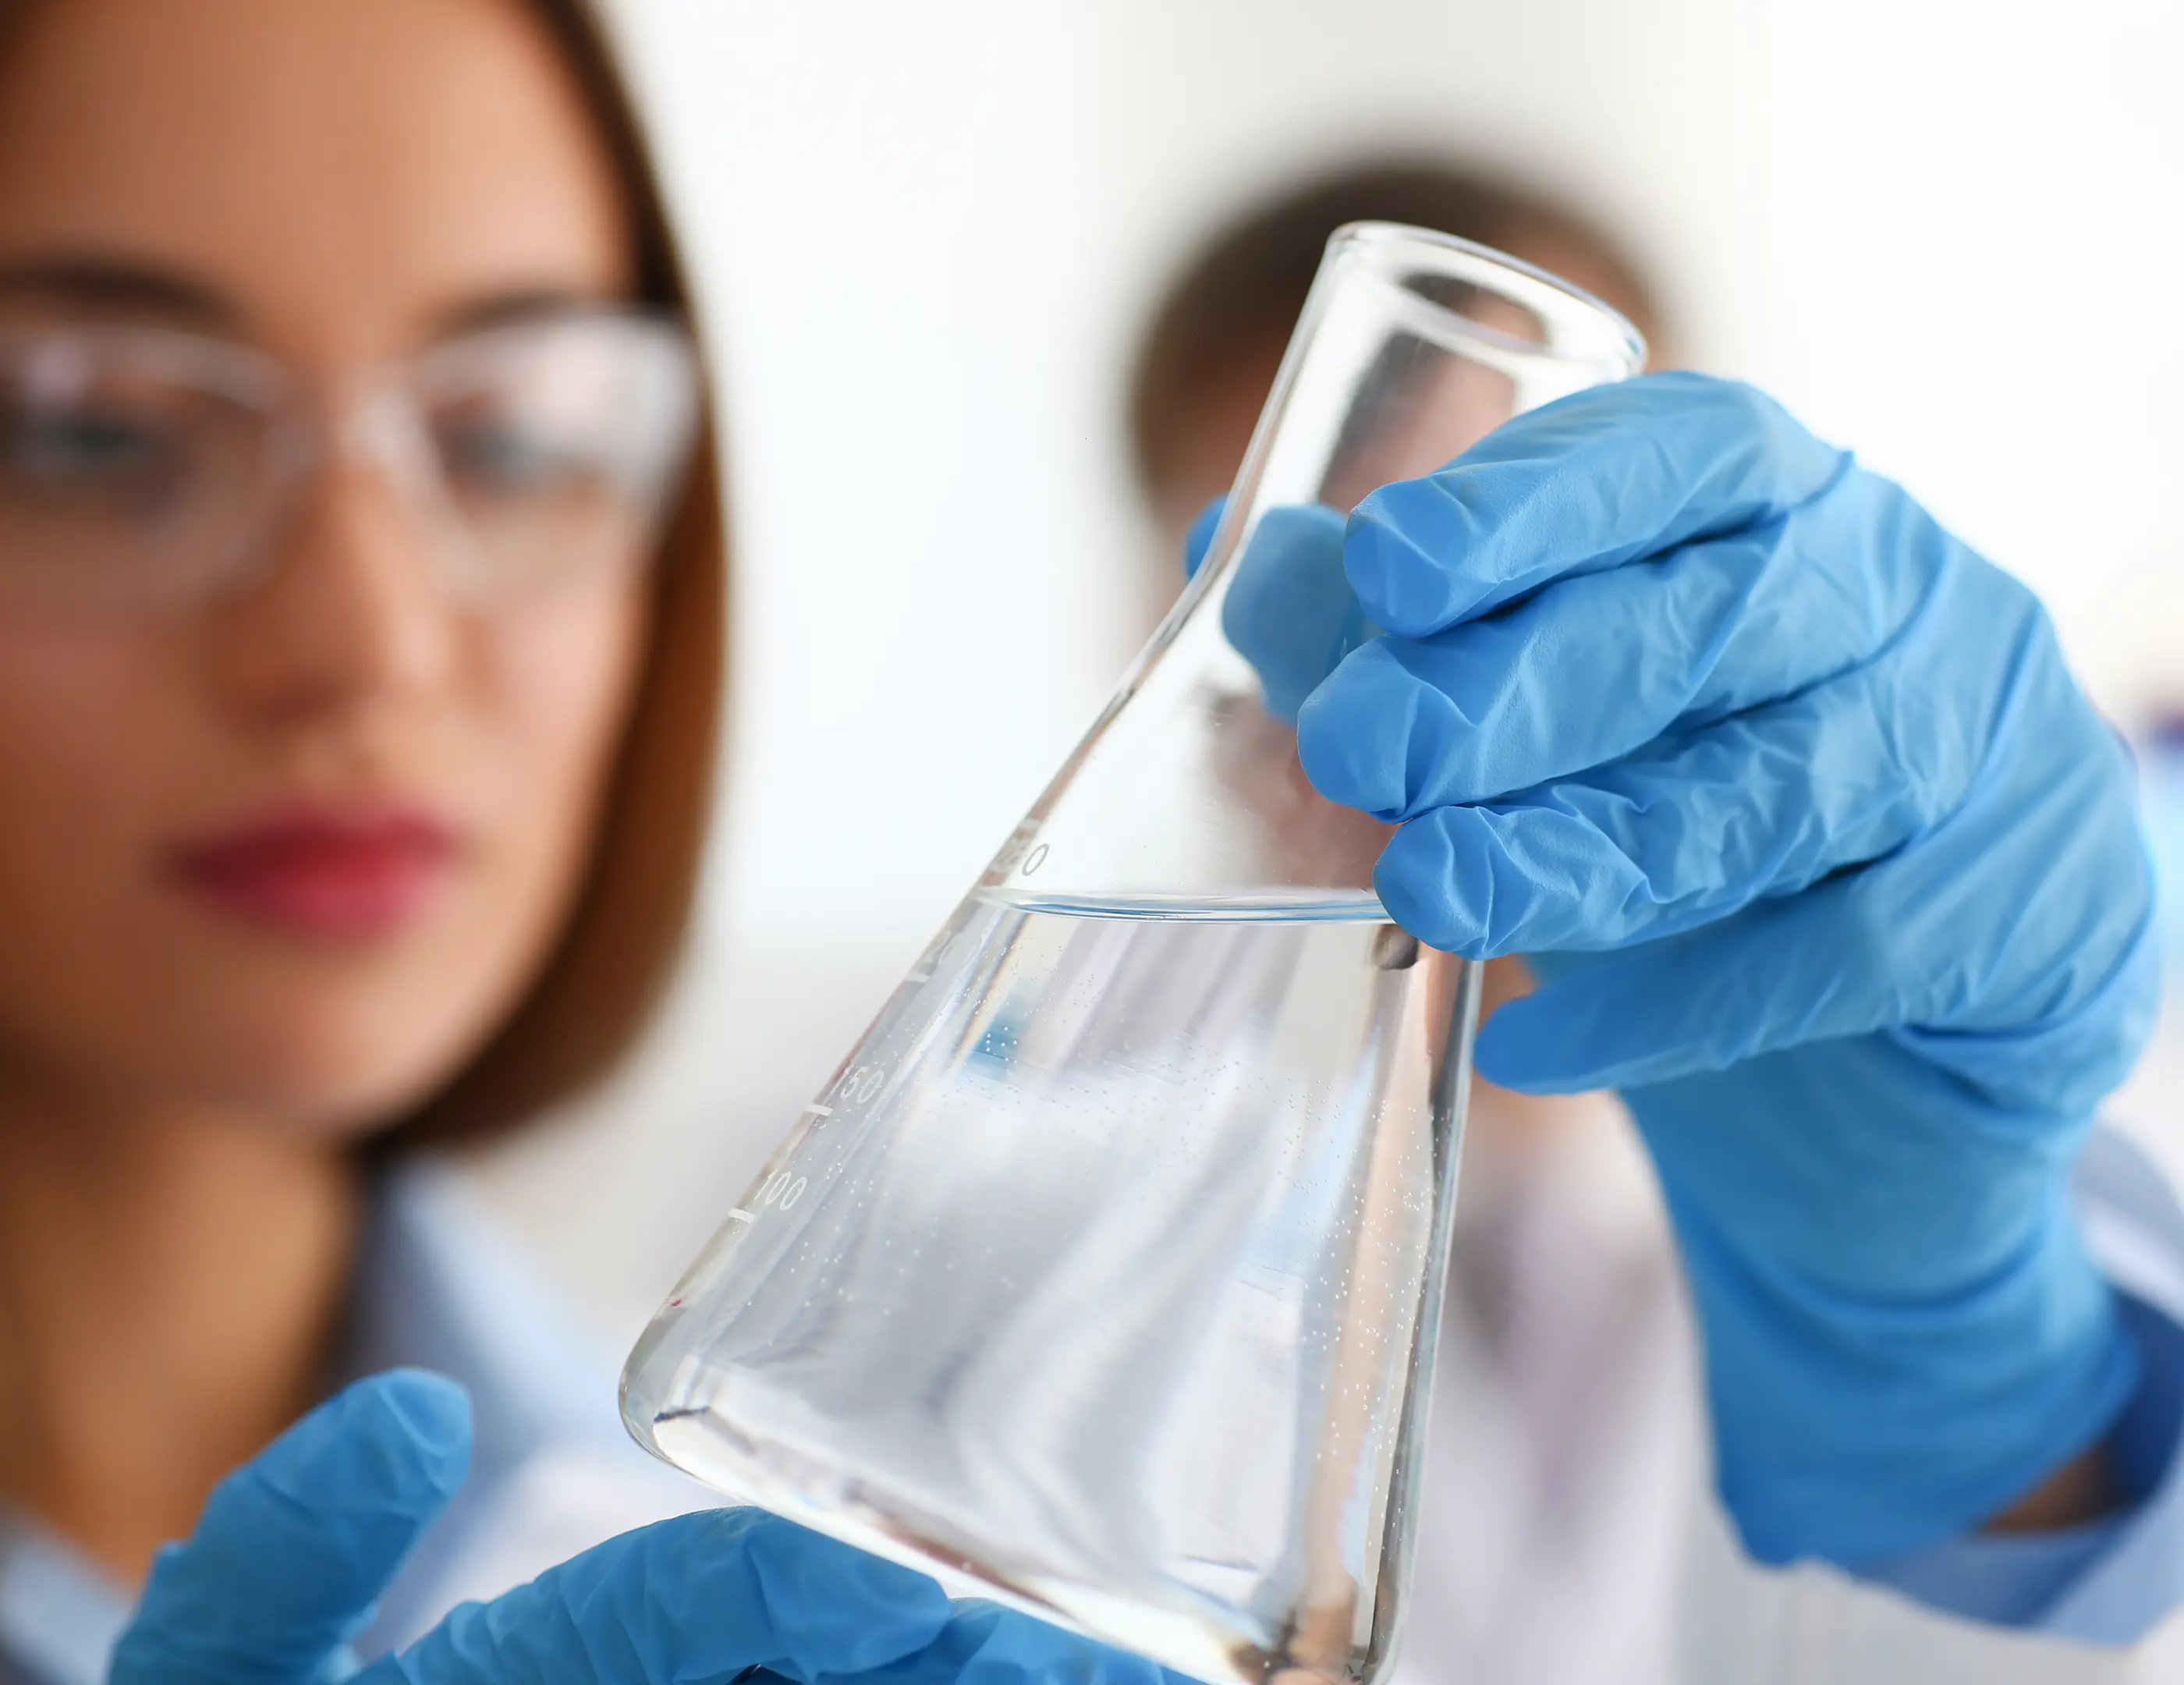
[647,1401,1337,1685]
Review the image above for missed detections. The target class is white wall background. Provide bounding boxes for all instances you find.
[471,0,2184,1346]
[1764,0,2184,719]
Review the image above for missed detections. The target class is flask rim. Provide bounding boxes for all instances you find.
[1326,219,1648,374]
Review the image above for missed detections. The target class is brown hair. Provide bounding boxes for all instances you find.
[1128,159,1659,502]
[390,0,725,1146]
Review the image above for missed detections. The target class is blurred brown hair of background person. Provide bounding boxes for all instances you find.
[1128,159,1661,580]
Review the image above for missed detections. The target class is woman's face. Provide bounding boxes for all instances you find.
[0,0,656,1133]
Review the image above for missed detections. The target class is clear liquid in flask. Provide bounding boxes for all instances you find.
[622,894,1477,1685]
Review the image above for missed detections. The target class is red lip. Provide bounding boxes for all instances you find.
[167,806,460,941]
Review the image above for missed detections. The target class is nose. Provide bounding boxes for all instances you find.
[205,452,459,728]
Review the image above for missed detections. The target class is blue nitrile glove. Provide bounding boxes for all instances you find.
[112,1368,1169,1685]
[1189,371,2164,1570]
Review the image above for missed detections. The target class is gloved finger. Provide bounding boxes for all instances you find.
[1367,649,1996,956]
[1297,467,1956,815]
[360,1508,951,1683]
[1219,502,1369,723]
[111,1369,473,1685]
[870,1602,1166,1685]
[1181,496,1224,581]
[1477,868,2161,1113]
[1475,712,2160,1107]
[1343,371,1849,637]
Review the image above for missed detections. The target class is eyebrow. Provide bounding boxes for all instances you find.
[0,256,241,325]
[431,285,638,340]
[0,262,643,346]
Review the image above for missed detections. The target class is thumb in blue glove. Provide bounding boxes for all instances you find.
[111,1368,1176,1685]
[111,1368,473,1684]
[108,1368,959,1684]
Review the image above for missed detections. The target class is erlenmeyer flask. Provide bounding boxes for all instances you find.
[622,225,1643,1685]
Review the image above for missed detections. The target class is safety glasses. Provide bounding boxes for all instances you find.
[0,309,700,615]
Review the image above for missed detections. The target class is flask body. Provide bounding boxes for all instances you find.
[624,896,1478,1684]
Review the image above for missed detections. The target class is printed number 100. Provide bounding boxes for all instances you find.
[757,1172,807,1212]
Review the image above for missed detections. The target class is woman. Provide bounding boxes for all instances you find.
[0,0,723,1666]
[0,2,2175,1682]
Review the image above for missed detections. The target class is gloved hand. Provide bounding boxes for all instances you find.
[111,1368,1168,1685]
[1192,371,2164,1568]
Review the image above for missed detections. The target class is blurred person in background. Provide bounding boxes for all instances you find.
[0,4,2172,1683]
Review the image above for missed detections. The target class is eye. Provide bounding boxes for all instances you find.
[0,403,183,498]
[436,408,604,497]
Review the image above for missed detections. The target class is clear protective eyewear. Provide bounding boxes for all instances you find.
[0,308,700,615]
